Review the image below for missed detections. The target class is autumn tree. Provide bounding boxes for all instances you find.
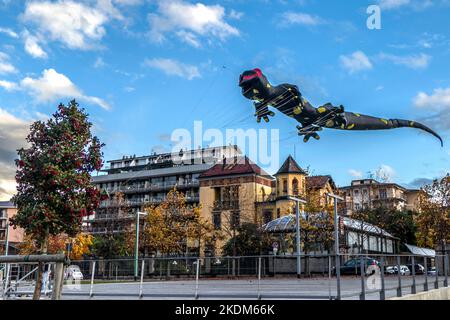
[415,174,450,253]
[222,223,271,256]
[11,100,105,299]
[19,233,93,260]
[126,188,216,256]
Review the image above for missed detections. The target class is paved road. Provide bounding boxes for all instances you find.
[58,275,447,300]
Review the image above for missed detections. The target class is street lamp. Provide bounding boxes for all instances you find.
[134,211,147,280]
[286,196,307,278]
[326,193,344,300]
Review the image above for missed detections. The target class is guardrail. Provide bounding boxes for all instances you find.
[1,254,68,300]
[60,253,449,300]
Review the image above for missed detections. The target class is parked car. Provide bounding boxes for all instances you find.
[397,265,411,276]
[385,266,396,274]
[406,264,425,275]
[427,267,437,276]
[335,258,380,275]
[65,265,84,280]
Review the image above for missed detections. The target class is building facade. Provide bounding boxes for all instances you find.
[199,155,338,255]
[86,145,241,235]
[0,201,24,255]
[339,179,420,214]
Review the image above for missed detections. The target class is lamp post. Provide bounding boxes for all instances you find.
[134,211,147,280]
[287,196,307,278]
[326,193,344,300]
[2,217,10,298]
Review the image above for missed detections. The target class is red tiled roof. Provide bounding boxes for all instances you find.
[306,175,335,189]
[199,156,271,179]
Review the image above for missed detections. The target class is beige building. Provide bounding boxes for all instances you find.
[340,179,420,214]
[0,201,24,255]
[198,155,338,254]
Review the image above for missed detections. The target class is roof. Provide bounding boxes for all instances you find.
[0,201,15,208]
[262,214,396,239]
[275,155,307,176]
[404,244,435,257]
[306,175,336,189]
[199,156,272,179]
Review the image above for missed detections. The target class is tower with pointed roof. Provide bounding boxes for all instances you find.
[274,155,307,198]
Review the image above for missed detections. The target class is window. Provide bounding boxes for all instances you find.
[231,211,240,229]
[277,208,281,219]
[355,203,361,211]
[213,213,221,230]
[283,179,288,193]
[263,211,273,224]
[292,178,299,195]
[379,189,387,199]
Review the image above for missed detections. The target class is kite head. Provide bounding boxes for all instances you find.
[239,68,271,100]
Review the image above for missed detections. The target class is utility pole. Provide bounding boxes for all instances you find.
[287,196,307,278]
[134,211,147,280]
[327,193,344,300]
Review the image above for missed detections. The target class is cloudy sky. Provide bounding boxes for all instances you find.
[0,0,449,200]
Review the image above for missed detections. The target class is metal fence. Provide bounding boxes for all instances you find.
[57,253,449,300]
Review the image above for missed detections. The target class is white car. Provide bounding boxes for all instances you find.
[398,265,411,276]
[385,266,396,274]
[65,265,84,280]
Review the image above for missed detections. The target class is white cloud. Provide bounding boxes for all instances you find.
[23,30,48,59]
[20,68,111,110]
[414,87,450,109]
[413,87,450,130]
[21,0,121,51]
[379,0,410,10]
[0,80,18,91]
[374,164,396,182]
[378,52,431,69]
[0,27,19,38]
[348,169,363,178]
[144,58,201,80]
[148,0,239,47]
[339,51,372,74]
[114,0,143,5]
[94,57,106,68]
[280,11,325,26]
[229,9,244,20]
[0,52,17,74]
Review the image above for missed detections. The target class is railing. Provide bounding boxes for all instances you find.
[101,181,200,194]
[60,253,449,300]
[1,254,67,300]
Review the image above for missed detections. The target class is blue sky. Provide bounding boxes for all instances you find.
[0,0,449,200]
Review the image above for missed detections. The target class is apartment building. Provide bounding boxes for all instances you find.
[340,179,420,214]
[86,145,241,235]
[0,201,24,255]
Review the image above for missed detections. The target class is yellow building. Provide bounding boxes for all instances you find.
[198,156,273,255]
[198,155,338,255]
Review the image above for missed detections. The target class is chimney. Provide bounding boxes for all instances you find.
[222,154,226,169]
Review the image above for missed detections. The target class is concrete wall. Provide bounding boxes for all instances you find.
[389,287,450,300]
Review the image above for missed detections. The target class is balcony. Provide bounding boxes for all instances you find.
[101,180,199,194]
[99,194,199,208]
[213,200,240,211]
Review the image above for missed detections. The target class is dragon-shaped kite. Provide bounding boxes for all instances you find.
[239,68,443,146]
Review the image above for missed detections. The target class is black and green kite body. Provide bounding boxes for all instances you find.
[239,68,443,146]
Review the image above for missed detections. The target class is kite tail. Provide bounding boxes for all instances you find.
[341,113,443,147]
